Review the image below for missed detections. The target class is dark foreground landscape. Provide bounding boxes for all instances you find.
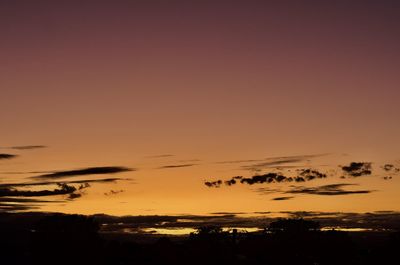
[1,212,399,265]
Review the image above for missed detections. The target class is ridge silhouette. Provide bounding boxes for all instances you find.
[0,214,399,265]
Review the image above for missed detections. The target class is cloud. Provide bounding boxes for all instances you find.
[32,166,133,179]
[286,184,373,196]
[241,159,308,171]
[383,164,395,171]
[204,180,223,188]
[0,182,90,206]
[240,173,291,185]
[0,177,126,189]
[272,196,294,201]
[10,145,47,150]
[104,190,124,196]
[0,203,38,212]
[0,175,128,212]
[298,169,327,181]
[0,197,57,203]
[255,187,282,195]
[342,162,372,177]
[158,164,197,169]
[0,177,128,212]
[382,164,399,173]
[67,193,82,199]
[205,169,327,188]
[0,154,18,160]
[205,174,291,188]
[0,183,80,197]
[239,154,328,171]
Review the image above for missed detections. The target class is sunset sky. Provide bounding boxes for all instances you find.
[1,0,400,216]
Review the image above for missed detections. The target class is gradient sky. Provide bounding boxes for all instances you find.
[1,0,400,216]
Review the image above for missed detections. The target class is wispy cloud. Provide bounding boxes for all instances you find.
[32,166,133,179]
[0,154,18,160]
[272,196,294,201]
[0,183,81,197]
[0,177,127,189]
[0,183,84,212]
[239,154,328,171]
[104,190,124,196]
[9,145,47,150]
[286,184,373,196]
[255,187,282,195]
[0,177,128,212]
[158,164,197,169]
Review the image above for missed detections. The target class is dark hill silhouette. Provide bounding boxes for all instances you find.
[0,213,399,265]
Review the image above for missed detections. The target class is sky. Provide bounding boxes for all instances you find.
[1,0,400,216]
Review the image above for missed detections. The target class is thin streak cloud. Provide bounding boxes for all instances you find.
[158,164,197,169]
[0,154,18,160]
[32,166,133,180]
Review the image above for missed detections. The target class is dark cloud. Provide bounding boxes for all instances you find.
[0,177,126,189]
[0,177,128,212]
[158,164,197,169]
[0,204,38,212]
[205,169,327,188]
[32,166,133,179]
[0,153,18,160]
[204,180,222,188]
[224,179,237,186]
[67,193,82,200]
[104,190,124,196]
[205,173,291,188]
[240,173,291,185]
[298,169,327,181]
[272,196,294,201]
[78,183,90,190]
[0,197,57,203]
[0,183,90,211]
[382,164,399,172]
[286,184,373,196]
[10,145,47,150]
[0,183,79,197]
[342,162,372,177]
[383,164,394,171]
